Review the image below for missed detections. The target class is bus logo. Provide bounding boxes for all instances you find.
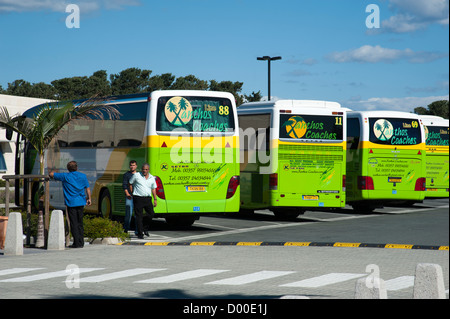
[373,119,394,141]
[284,116,308,139]
[164,97,193,127]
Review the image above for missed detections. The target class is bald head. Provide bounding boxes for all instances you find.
[142,163,150,176]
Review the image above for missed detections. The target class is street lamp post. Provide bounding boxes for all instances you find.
[257,56,282,101]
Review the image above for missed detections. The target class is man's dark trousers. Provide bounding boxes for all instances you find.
[68,206,84,247]
[133,196,155,237]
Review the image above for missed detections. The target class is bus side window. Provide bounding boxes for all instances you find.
[347,118,360,150]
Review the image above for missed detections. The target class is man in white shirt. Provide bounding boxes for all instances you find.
[129,163,158,239]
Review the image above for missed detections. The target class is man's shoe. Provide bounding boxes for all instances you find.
[137,235,144,239]
[144,231,150,237]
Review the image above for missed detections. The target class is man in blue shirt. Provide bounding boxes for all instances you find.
[49,161,91,248]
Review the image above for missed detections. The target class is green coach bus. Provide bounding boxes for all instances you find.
[421,115,449,198]
[17,90,240,226]
[346,111,426,212]
[238,100,347,219]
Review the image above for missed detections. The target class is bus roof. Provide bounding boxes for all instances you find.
[151,90,235,100]
[23,92,151,118]
[348,110,422,120]
[23,90,237,118]
[238,100,342,112]
[420,115,449,126]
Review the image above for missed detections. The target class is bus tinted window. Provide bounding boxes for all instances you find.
[369,118,422,145]
[156,96,235,133]
[347,117,361,150]
[113,102,147,147]
[425,126,449,146]
[279,114,344,141]
[47,101,147,148]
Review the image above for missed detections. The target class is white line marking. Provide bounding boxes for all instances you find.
[0,268,104,283]
[385,276,415,291]
[136,269,230,284]
[75,268,165,283]
[383,206,449,215]
[281,273,366,288]
[0,268,44,276]
[206,271,295,286]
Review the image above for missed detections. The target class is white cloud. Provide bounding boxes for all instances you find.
[381,0,449,33]
[0,0,140,13]
[327,45,447,64]
[344,95,449,112]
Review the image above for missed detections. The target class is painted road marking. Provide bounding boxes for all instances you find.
[0,268,104,283]
[74,268,165,283]
[0,268,44,276]
[136,269,230,284]
[385,276,415,291]
[281,273,366,288]
[206,271,295,286]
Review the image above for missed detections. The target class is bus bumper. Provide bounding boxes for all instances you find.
[270,192,346,208]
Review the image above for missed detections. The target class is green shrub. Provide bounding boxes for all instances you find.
[83,216,129,242]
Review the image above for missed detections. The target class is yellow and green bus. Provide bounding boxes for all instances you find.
[346,111,426,212]
[238,100,347,218]
[421,115,449,198]
[18,90,240,226]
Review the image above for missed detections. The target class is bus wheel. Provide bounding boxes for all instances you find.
[165,216,197,228]
[100,189,113,220]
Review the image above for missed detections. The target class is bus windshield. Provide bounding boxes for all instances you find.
[156,96,235,133]
[279,114,344,141]
[425,126,449,146]
[369,117,422,146]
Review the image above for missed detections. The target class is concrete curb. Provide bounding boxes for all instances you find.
[117,241,450,250]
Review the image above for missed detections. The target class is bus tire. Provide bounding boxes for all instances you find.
[99,189,113,220]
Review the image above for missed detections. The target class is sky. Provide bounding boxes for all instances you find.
[0,0,448,112]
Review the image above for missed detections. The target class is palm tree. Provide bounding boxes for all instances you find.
[374,122,384,140]
[0,96,120,176]
[166,101,183,126]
